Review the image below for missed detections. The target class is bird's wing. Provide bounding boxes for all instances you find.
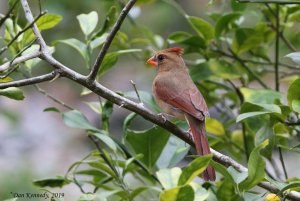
[155,81,208,121]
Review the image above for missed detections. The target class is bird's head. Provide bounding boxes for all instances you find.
[147,47,185,70]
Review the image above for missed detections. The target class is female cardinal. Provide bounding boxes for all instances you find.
[147,47,216,181]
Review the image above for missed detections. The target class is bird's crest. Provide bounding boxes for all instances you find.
[165,47,184,56]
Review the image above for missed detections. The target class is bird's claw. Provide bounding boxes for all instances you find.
[187,128,194,141]
[158,113,167,123]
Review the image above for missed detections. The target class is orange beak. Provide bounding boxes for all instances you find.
[147,56,157,67]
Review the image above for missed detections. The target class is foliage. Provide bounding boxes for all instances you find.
[1,0,300,200]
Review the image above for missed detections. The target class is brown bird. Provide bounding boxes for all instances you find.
[147,47,216,181]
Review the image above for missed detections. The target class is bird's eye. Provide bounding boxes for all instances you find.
[157,54,165,62]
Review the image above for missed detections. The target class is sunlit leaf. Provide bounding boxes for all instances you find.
[240,88,284,104]
[77,11,98,36]
[206,117,225,136]
[160,185,194,201]
[157,167,182,189]
[23,13,62,45]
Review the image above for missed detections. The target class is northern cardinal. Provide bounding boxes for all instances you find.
[147,47,216,181]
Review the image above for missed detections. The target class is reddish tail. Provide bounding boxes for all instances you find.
[186,114,216,181]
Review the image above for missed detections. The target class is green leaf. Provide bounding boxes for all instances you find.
[43,107,60,113]
[240,88,284,104]
[287,78,300,105]
[77,11,98,36]
[255,123,275,159]
[232,28,263,53]
[125,126,170,169]
[124,90,159,112]
[206,117,225,136]
[227,166,248,184]
[62,110,99,131]
[156,168,182,189]
[178,155,212,185]
[278,182,300,195]
[157,135,190,168]
[93,7,117,38]
[23,14,62,45]
[33,176,71,188]
[3,199,18,201]
[160,185,194,201]
[89,132,117,152]
[239,140,269,191]
[236,111,272,122]
[186,16,214,41]
[215,13,241,38]
[285,52,300,66]
[0,87,24,100]
[231,0,247,11]
[292,100,300,113]
[84,101,102,114]
[209,59,242,79]
[98,49,142,76]
[167,31,206,49]
[130,186,161,200]
[54,38,88,62]
[79,193,96,201]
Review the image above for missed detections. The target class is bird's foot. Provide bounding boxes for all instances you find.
[187,128,194,141]
[157,113,168,123]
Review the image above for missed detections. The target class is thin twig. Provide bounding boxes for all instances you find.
[130,80,142,104]
[87,0,137,81]
[0,71,58,89]
[0,0,19,27]
[0,11,46,56]
[0,51,41,73]
[229,49,269,89]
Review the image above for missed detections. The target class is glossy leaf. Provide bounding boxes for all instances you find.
[239,140,269,191]
[287,78,300,105]
[77,11,98,36]
[62,110,99,131]
[206,117,225,136]
[178,155,212,185]
[0,87,24,100]
[33,176,71,188]
[157,167,182,189]
[125,126,170,169]
[23,13,62,45]
[187,16,214,41]
[160,185,194,201]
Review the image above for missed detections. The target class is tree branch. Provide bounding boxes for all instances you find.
[0,51,41,73]
[87,0,137,81]
[0,71,58,89]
